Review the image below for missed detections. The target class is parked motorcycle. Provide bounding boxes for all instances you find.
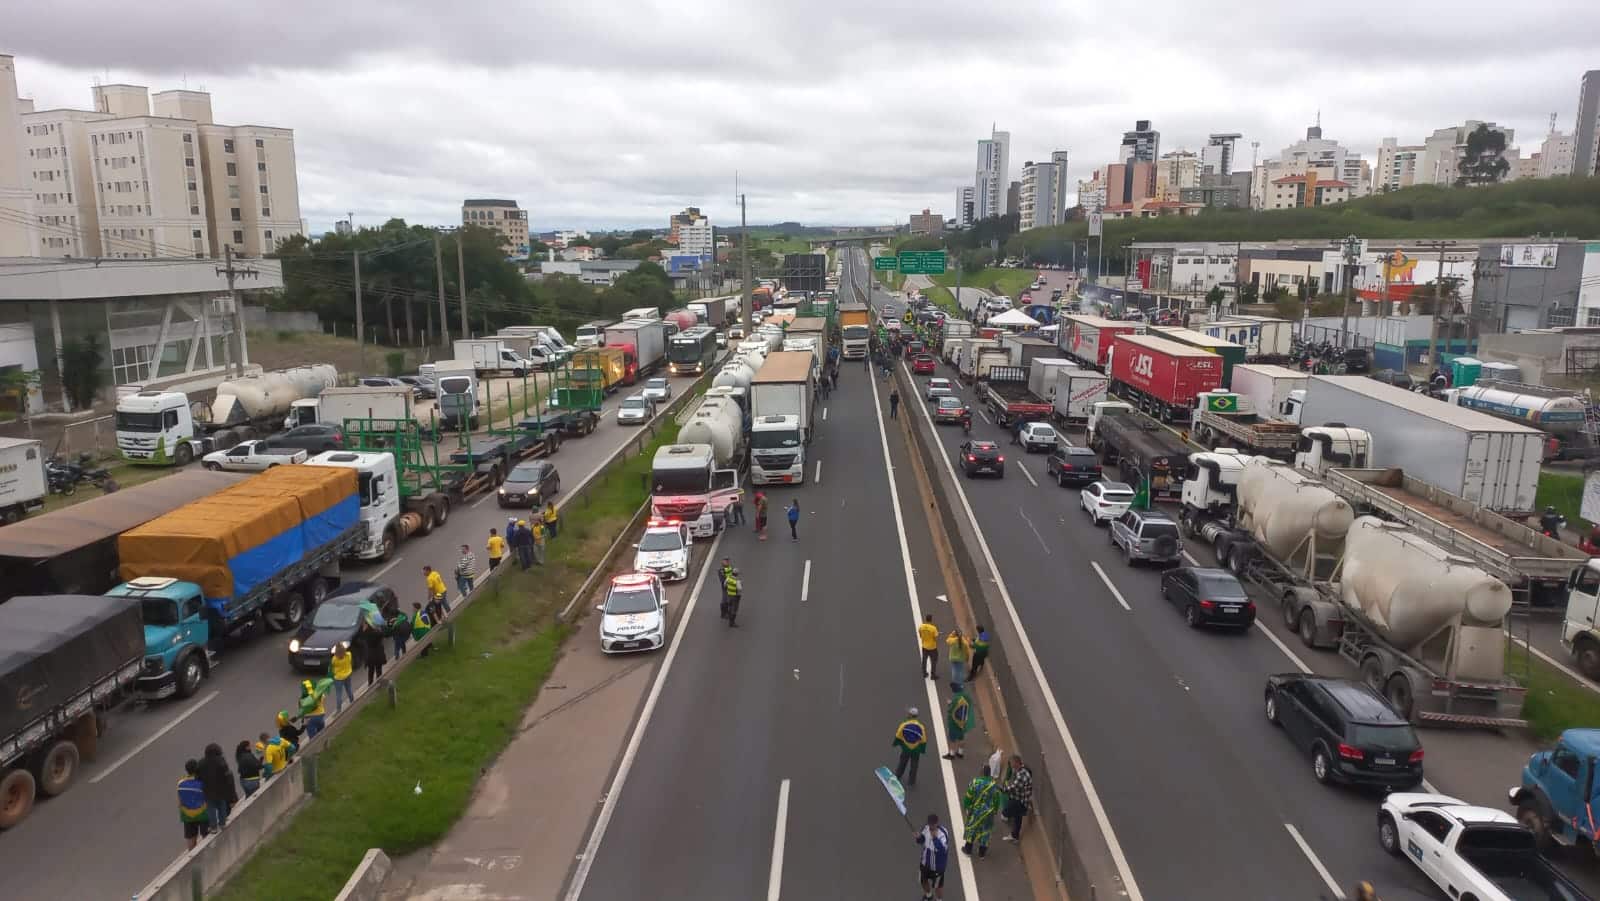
[46,451,118,496]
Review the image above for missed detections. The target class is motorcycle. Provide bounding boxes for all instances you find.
[961,414,972,435]
[46,452,118,496]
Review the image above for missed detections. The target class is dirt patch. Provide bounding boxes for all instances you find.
[247,330,430,378]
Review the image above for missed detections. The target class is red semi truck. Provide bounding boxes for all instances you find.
[1058,315,1141,371]
[1108,333,1223,422]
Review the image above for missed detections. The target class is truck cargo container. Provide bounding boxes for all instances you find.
[285,385,418,431]
[1108,333,1224,421]
[1049,370,1111,423]
[455,338,535,377]
[667,325,719,376]
[1027,358,1078,403]
[1229,364,1308,423]
[838,303,871,359]
[1086,401,1192,499]
[1151,327,1246,388]
[622,307,661,322]
[0,437,47,524]
[960,347,1011,383]
[1198,316,1294,361]
[574,320,613,348]
[1001,335,1058,371]
[566,347,629,395]
[605,319,668,379]
[0,594,144,827]
[1058,315,1141,370]
[980,366,1054,427]
[1298,375,1544,515]
[117,365,338,466]
[750,352,816,450]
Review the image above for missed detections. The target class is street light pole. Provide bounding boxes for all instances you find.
[1339,234,1360,349]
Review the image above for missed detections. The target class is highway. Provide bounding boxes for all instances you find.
[871,262,1451,901]
[3,379,688,899]
[572,256,1029,899]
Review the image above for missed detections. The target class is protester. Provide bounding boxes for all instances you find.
[946,627,971,686]
[485,528,506,571]
[454,545,477,601]
[275,711,302,753]
[411,602,433,657]
[195,742,238,831]
[359,619,387,687]
[330,642,355,712]
[298,679,328,738]
[726,490,745,526]
[969,625,991,679]
[235,740,263,798]
[389,604,411,659]
[918,613,939,680]
[892,706,928,788]
[543,500,560,540]
[531,519,547,565]
[257,732,289,779]
[754,492,769,541]
[511,519,534,570]
[943,684,973,761]
[785,498,801,541]
[423,565,449,620]
[961,766,1001,858]
[1000,754,1034,842]
[889,387,900,419]
[178,759,210,850]
[915,813,952,900]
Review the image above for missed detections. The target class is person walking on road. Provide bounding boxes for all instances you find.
[718,557,734,610]
[543,501,560,540]
[726,491,745,526]
[961,765,1001,859]
[454,546,477,601]
[754,492,769,541]
[915,813,951,900]
[918,614,939,680]
[388,604,411,659]
[196,742,238,831]
[178,759,210,850]
[235,740,263,798]
[946,627,971,686]
[423,565,448,620]
[943,684,973,760]
[889,387,900,419]
[486,528,506,571]
[892,706,928,788]
[329,642,355,712]
[722,567,742,627]
[969,625,991,679]
[785,499,800,541]
[1000,754,1034,842]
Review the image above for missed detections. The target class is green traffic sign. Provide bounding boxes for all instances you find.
[873,256,898,271]
[898,251,948,275]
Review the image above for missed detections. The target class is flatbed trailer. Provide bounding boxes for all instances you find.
[979,365,1053,427]
[1193,409,1302,459]
[448,431,556,473]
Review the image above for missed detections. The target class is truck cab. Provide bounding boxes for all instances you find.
[1282,389,1306,424]
[116,391,198,465]
[1559,562,1600,677]
[108,576,216,699]
[575,323,605,348]
[1180,450,1247,528]
[285,398,320,429]
[307,451,404,561]
[650,444,740,537]
[1510,728,1600,853]
[1084,400,1133,446]
[750,414,805,485]
[1293,425,1373,476]
[434,368,480,431]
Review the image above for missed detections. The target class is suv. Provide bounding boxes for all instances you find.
[1342,347,1372,373]
[1264,673,1423,789]
[1109,509,1183,567]
[960,440,1004,478]
[1046,445,1101,486]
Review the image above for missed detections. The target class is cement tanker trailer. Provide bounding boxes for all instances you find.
[679,399,746,469]
[1198,457,1526,727]
[117,365,339,466]
[1444,380,1589,436]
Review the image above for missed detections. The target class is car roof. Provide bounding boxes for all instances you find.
[1394,796,1517,826]
[1130,509,1175,523]
[970,440,998,449]
[1098,481,1133,492]
[510,461,548,475]
[1059,444,1095,453]
[1305,676,1408,723]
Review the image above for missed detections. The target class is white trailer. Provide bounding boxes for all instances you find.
[1229,364,1308,423]
[286,385,417,430]
[1049,371,1111,423]
[0,438,47,524]
[455,339,531,377]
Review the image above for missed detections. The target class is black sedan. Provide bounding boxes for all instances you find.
[287,582,396,672]
[498,460,561,508]
[1264,673,1424,790]
[266,423,345,454]
[960,440,1005,478]
[397,375,438,399]
[1160,566,1255,629]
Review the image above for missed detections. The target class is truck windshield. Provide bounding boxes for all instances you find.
[751,430,800,449]
[141,598,180,627]
[842,326,869,339]
[439,377,472,395]
[116,411,163,432]
[652,467,710,495]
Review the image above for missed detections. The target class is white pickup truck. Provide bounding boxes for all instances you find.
[201,439,308,473]
[1378,793,1589,901]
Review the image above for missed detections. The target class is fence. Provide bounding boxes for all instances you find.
[133,366,716,901]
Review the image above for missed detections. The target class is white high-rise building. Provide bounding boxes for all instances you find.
[974,128,1010,220]
[1537,130,1577,178]
[1019,151,1069,231]
[0,55,39,257]
[677,216,713,257]
[1417,121,1516,186]
[1201,133,1241,176]
[1575,70,1600,178]
[1250,121,1370,208]
[1375,138,1426,192]
[22,105,113,256]
[1077,169,1106,212]
[954,186,975,228]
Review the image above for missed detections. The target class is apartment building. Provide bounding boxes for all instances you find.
[1154,150,1199,201]
[1076,169,1105,212]
[0,55,37,257]
[1535,130,1576,178]
[1201,133,1241,175]
[954,186,975,228]
[1267,172,1351,209]
[21,104,111,256]
[669,207,701,244]
[1120,119,1160,163]
[1375,138,1425,192]
[975,128,1010,220]
[462,199,531,259]
[909,208,943,236]
[1575,70,1600,178]
[1250,122,1369,207]
[1019,151,1069,231]
[1417,121,1515,186]
[677,216,712,257]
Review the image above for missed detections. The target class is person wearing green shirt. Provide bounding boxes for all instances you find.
[943,683,974,760]
[969,625,991,679]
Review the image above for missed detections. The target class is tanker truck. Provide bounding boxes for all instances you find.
[116,365,338,466]
[1184,455,1527,728]
[1443,379,1595,460]
[678,399,746,473]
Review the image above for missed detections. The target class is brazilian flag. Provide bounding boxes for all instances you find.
[1133,475,1151,510]
[894,719,927,755]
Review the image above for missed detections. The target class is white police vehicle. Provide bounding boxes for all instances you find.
[596,573,669,654]
[632,518,692,582]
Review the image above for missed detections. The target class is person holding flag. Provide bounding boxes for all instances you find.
[942,684,973,760]
[297,678,330,738]
[892,706,928,788]
[961,766,1002,859]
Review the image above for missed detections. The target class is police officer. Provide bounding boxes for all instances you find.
[723,567,742,627]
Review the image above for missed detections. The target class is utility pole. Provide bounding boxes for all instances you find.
[434,231,450,350]
[457,232,468,339]
[215,246,256,378]
[353,247,365,375]
[1417,240,1458,367]
[1339,235,1360,349]
[740,193,752,334]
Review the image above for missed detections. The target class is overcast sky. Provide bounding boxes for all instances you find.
[6,0,1594,234]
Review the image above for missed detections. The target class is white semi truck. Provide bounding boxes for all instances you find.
[116,365,337,466]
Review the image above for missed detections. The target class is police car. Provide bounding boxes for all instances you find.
[596,573,669,654]
[632,518,692,582]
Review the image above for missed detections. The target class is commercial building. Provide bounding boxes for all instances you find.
[1477,240,1597,331]
[676,216,712,258]
[1375,138,1425,192]
[909,208,943,236]
[1201,133,1241,176]
[1104,161,1155,208]
[1006,180,1021,217]
[1534,129,1577,178]
[954,186,975,228]
[462,199,530,260]
[1120,119,1160,164]
[1154,150,1199,201]
[534,258,641,286]
[1019,152,1069,231]
[1267,172,1351,209]
[1575,70,1600,178]
[1179,171,1251,208]
[1417,121,1516,186]
[975,128,1010,220]
[668,207,702,245]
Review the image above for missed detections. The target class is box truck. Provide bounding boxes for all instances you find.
[0,437,47,524]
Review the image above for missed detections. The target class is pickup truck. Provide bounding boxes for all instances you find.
[201,439,308,472]
[1380,792,1588,901]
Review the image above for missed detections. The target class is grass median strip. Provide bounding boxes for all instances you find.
[215,421,680,901]
[1512,643,1600,742]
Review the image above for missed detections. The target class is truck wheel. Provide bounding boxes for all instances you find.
[1298,610,1318,648]
[1517,802,1554,850]
[1576,640,1600,680]
[0,768,36,828]
[1227,545,1250,575]
[175,653,204,698]
[433,497,450,528]
[418,504,437,536]
[1359,655,1386,693]
[380,530,398,562]
[175,444,194,466]
[1378,813,1401,856]
[35,740,80,797]
[303,577,328,611]
[1385,673,1417,721]
[266,593,305,633]
[1,505,22,525]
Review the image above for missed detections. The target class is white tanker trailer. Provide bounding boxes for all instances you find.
[117,365,338,466]
[679,399,746,468]
[1444,380,1589,436]
[1187,455,1527,727]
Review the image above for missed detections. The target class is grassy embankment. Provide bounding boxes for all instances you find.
[215,418,681,901]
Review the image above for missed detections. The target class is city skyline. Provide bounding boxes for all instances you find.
[4,0,1594,234]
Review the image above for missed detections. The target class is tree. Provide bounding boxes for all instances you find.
[1238,282,1259,305]
[1457,124,1511,186]
[1205,285,1225,311]
[60,334,106,410]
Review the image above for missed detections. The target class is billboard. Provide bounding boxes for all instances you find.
[1498,243,1558,269]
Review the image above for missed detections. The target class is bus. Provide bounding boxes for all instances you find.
[667,325,718,376]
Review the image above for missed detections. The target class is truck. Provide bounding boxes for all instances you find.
[1511,728,1600,862]
[430,361,480,431]
[491,333,566,372]
[1049,370,1111,424]
[567,347,629,395]
[1186,455,1528,726]
[1058,314,1140,371]
[980,365,1054,428]
[622,307,661,322]
[961,347,1012,384]
[110,464,362,699]
[839,302,871,359]
[668,325,719,377]
[1188,391,1302,459]
[1086,401,1192,499]
[751,351,816,447]
[1380,792,1586,901]
[1197,317,1295,362]
[680,398,745,469]
[649,443,741,538]
[783,337,825,376]
[1445,380,1590,445]
[1229,364,1308,424]
[942,319,976,341]
[605,319,668,379]
[116,365,338,466]
[284,385,418,431]
[1108,333,1224,422]
[455,338,535,377]
[1151,326,1247,388]
[786,316,827,342]
[1297,375,1545,516]
[0,437,47,525]
[1001,335,1057,371]
[1028,358,1077,404]
[574,320,613,349]
[500,325,573,355]
[0,593,144,827]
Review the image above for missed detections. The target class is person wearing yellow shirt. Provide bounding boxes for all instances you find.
[329,643,355,712]
[946,628,972,686]
[918,613,939,681]
[542,501,560,540]
[423,565,449,621]
[530,520,547,566]
[486,529,506,571]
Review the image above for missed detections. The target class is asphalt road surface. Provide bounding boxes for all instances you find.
[4,378,699,899]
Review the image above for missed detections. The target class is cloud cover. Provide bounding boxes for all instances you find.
[6,0,1593,233]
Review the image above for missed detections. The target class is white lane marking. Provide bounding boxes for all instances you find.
[1018,509,1051,555]
[767,779,791,901]
[1090,562,1132,612]
[1284,823,1344,900]
[472,491,497,509]
[823,407,829,421]
[977,408,993,425]
[801,560,812,603]
[565,530,724,900]
[1254,621,1312,674]
[905,366,1144,901]
[372,558,403,581]
[1509,634,1600,695]
[1016,458,1038,487]
[869,365,980,901]
[1181,550,1199,566]
[90,691,221,783]
[1423,778,1440,794]
[814,459,823,483]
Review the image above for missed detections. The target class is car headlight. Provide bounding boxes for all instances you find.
[288,638,301,653]
[499,488,506,494]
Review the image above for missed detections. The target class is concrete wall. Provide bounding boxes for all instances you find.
[334,849,392,901]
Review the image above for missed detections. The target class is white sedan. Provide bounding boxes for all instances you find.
[1081,481,1136,525]
[202,439,307,472]
[597,573,669,654]
[926,378,956,401]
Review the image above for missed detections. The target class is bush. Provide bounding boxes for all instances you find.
[385,351,407,377]
[60,334,106,410]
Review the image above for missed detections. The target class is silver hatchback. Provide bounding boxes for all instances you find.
[1109,509,1184,568]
